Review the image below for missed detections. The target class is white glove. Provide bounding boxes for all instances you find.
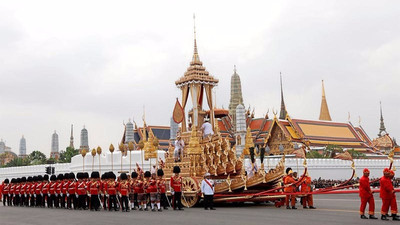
[13,194,15,197]
[60,193,63,197]
[106,194,109,197]
[67,193,70,197]
[41,194,43,197]
[24,194,27,197]
[48,194,50,197]
[171,191,174,195]
[75,194,79,198]
[19,194,21,197]
[88,194,91,197]
[55,193,58,197]
[34,194,36,197]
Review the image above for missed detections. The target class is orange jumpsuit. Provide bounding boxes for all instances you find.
[284,175,296,207]
[301,176,313,207]
[359,175,374,215]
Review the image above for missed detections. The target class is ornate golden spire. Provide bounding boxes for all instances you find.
[319,80,332,121]
[191,14,201,65]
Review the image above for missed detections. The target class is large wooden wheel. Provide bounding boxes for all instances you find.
[181,177,200,208]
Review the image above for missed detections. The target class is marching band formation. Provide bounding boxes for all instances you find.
[0,166,188,212]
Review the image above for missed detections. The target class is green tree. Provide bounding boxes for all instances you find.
[58,147,79,163]
[306,150,325,158]
[347,149,366,159]
[4,157,30,167]
[28,150,47,165]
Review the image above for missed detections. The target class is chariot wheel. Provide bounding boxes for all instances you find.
[181,177,200,208]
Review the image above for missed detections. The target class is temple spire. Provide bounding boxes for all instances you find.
[378,101,387,137]
[279,72,287,120]
[319,80,332,121]
[69,124,74,149]
[192,13,200,64]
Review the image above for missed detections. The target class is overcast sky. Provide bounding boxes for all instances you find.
[0,1,399,156]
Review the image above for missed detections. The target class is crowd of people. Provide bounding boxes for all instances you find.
[0,165,215,212]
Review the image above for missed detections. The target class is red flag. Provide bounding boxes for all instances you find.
[173,98,184,124]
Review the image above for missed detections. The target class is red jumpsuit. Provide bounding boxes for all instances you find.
[359,175,374,215]
[380,176,395,215]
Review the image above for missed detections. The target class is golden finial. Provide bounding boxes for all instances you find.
[96,146,102,155]
[128,142,134,151]
[109,144,115,153]
[91,148,96,157]
[81,149,87,157]
[119,143,125,152]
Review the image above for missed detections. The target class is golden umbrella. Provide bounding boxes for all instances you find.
[97,146,102,174]
[91,148,96,172]
[81,149,87,172]
[128,142,134,174]
[109,144,115,171]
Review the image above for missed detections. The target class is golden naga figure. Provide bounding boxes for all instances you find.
[242,127,254,156]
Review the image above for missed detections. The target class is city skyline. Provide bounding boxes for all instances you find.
[0,1,399,156]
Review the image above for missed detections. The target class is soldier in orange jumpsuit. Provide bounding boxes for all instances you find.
[380,168,399,220]
[284,170,296,209]
[359,168,377,219]
[301,173,315,209]
[388,170,399,220]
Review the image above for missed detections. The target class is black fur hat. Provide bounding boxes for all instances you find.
[64,173,70,179]
[109,172,116,180]
[84,172,89,179]
[37,175,43,181]
[131,171,138,178]
[120,173,128,180]
[43,174,49,181]
[21,177,27,182]
[144,171,151,178]
[69,172,75,180]
[27,177,32,182]
[50,175,57,181]
[32,176,38,182]
[76,172,82,179]
[57,174,64,180]
[173,166,181,174]
[4,178,9,184]
[286,167,292,175]
[91,171,100,179]
[157,169,164,177]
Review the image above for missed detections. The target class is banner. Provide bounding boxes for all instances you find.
[173,98,184,124]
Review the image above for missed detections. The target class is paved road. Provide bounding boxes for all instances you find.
[0,194,398,225]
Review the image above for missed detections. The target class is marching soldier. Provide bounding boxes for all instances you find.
[88,171,101,211]
[30,176,37,207]
[67,172,77,210]
[157,169,168,210]
[170,166,183,210]
[130,172,138,210]
[25,177,32,207]
[106,172,118,211]
[388,170,399,220]
[49,175,57,208]
[2,179,10,206]
[76,173,87,210]
[101,173,108,210]
[35,175,43,207]
[301,173,315,209]
[147,172,159,211]
[143,171,152,211]
[20,177,27,206]
[134,172,145,211]
[60,173,69,208]
[359,168,377,219]
[9,178,15,206]
[41,175,49,207]
[118,173,130,212]
[284,169,296,209]
[55,174,64,208]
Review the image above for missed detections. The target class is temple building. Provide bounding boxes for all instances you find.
[80,126,89,152]
[372,102,396,154]
[319,80,332,121]
[50,131,59,159]
[228,66,244,129]
[279,74,287,120]
[19,135,27,158]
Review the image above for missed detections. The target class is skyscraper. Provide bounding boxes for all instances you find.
[80,126,89,152]
[19,135,27,157]
[228,66,244,129]
[50,131,59,159]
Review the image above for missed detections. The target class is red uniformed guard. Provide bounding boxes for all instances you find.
[118,173,130,212]
[170,166,183,210]
[134,173,145,211]
[380,168,399,220]
[24,177,32,207]
[143,171,152,211]
[67,172,77,209]
[41,175,49,207]
[284,170,296,209]
[101,173,108,210]
[157,169,168,210]
[14,178,21,206]
[147,172,159,211]
[2,179,10,206]
[106,172,118,211]
[88,171,101,211]
[60,173,69,208]
[30,177,37,207]
[129,172,137,210]
[359,168,377,219]
[49,175,57,208]
[55,174,64,208]
[35,175,43,207]
[388,170,399,220]
[301,173,315,209]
